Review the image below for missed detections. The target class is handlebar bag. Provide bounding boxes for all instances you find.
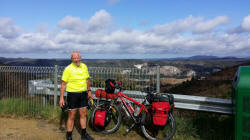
[94,109,110,127]
[151,102,171,126]
[95,89,117,99]
[105,79,116,93]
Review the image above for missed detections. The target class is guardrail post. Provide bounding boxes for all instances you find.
[42,96,46,107]
[156,65,160,93]
[54,65,58,109]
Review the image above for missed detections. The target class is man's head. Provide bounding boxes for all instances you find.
[71,51,82,66]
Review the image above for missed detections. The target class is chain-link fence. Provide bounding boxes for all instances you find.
[0,65,158,116]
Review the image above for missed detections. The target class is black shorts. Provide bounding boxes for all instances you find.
[67,91,88,110]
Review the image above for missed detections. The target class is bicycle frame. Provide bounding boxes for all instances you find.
[116,91,149,123]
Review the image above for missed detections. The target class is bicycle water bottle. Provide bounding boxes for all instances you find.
[134,106,140,117]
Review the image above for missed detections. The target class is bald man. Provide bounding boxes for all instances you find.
[59,51,94,140]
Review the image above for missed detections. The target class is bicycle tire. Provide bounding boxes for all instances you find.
[90,103,122,134]
[141,112,176,140]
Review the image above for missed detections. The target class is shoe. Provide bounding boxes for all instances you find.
[81,132,94,140]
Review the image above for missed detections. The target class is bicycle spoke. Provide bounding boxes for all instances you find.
[91,103,122,134]
[141,112,176,140]
[105,110,118,129]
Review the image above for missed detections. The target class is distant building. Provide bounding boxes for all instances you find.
[121,70,131,74]
[160,66,181,76]
[134,64,143,69]
[198,76,206,80]
[186,70,196,77]
[134,63,147,69]
[147,65,181,76]
[213,68,221,73]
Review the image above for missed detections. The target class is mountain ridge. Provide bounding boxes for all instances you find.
[0,55,243,61]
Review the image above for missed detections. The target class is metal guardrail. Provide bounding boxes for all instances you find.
[28,80,233,114]
[173,94,232,114]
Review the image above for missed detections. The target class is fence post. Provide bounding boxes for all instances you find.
[156,65,160,93]
[54,65,58,109]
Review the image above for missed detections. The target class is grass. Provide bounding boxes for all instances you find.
[172,110,234,140]
[0,98,234,140]
[0,98,61,120]
[192,113,234,140]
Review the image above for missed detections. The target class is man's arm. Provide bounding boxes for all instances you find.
[87,79,93,99]
[59,81,67,107]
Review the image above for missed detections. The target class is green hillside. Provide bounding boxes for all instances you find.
[164,61,250,99]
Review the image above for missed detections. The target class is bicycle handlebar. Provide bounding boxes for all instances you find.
[116,81,123,91]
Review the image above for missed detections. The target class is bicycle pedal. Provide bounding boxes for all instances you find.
[126,123,135,133]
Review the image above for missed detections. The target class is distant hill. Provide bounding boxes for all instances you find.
[1,56,250,79]
[154,55,238,60]
[0,61,28,99]
[207,61,250,80]
[185,55,237,60]
[0,57,147,67]
[0,55,244,65]
[164,61,250,99]
[0,57,71,67]
[0,61,6,66]
[185,55,219,60]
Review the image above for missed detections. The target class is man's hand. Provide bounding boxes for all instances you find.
[60,81,67,108]
[59,98,65,108]
[88,91,93,99]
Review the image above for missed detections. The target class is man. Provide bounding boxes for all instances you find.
[59,51,94,140]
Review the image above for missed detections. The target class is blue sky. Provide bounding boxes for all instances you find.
[0,0,250,59]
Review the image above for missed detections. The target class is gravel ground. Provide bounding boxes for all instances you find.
[0,117,143,140]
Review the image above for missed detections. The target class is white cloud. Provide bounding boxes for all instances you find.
[57,10,112,33]
[57,16,86,32]
[0,17,24,38]
[242,15,250,31]
[192,16,230,33]
[228,15,250,33]
[36,23,49,33]
[88,9,112,31]
[151,16,230,35]
[151,15,203,35]
[0,12,250,58]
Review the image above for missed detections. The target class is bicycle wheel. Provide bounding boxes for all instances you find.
[90,103,122,134]
[141,112,176,140]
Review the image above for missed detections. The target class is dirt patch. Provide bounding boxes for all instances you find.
[0,117,143,140]
[0,117,65,140]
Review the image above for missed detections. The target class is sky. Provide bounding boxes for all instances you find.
[0,0,250,59]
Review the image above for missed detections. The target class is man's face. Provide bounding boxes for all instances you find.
[71,56,81,66]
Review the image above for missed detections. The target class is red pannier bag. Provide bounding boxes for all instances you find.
[151,102,171,126]
[95,89,117,99]
[94,109,108,127]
